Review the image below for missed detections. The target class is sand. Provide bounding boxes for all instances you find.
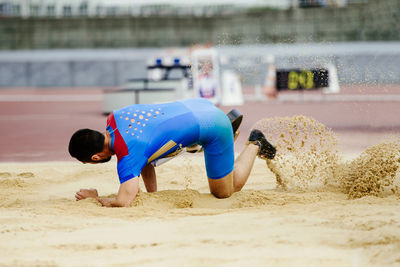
[1,153,400,266]
[255,116,400,199]
[1,116,400,266]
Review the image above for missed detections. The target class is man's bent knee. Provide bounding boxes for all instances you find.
[208,172,234,199]
[211,189,233,199]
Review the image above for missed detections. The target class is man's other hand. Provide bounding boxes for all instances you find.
[75,188,98,201]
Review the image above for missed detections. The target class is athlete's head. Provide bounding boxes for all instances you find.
[68,128,111,163]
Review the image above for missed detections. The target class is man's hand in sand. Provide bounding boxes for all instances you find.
[75,189,98,201]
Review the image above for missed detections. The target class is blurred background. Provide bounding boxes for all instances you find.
[0,0,399,161]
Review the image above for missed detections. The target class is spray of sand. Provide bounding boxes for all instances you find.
[254,115,400,198]
[254,115,339,191]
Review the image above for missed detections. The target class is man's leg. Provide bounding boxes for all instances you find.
[207,129,276,199]
[208,143,259,198]
[232,142,260,191]
[141,164,157,192]
[186,109,243,153]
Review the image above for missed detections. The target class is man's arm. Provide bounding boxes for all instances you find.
[97,178,139,207]
[75,178,139,207]
[141,164,157,192]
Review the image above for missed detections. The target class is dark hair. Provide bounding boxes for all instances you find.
[68,129,105,162]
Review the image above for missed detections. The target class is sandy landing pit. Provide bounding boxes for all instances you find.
[1,152,400,266]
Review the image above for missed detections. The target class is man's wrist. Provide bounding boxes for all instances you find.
[97,197,109,207]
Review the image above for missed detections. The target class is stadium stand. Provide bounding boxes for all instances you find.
[0,0,368,17]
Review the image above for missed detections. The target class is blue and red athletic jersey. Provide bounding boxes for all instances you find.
[106,100,201,183]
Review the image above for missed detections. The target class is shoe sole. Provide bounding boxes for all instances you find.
[249,129,276,160]
[259,138,276,160]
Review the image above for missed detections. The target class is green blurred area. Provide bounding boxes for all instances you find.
[0,0,399,49]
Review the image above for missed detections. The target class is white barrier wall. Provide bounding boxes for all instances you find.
[1,43,400,88]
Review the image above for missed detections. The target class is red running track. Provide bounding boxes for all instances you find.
[0,86,399,162]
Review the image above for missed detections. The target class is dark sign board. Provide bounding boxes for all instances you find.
[276,69,329,91]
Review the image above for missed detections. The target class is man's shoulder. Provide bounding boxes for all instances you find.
[106,112,116,127]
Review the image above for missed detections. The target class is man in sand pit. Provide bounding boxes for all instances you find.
[68,98,276,207]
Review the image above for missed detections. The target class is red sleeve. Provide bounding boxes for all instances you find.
[107,113,129,161]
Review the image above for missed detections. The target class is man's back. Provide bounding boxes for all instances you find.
[107,99,213,183]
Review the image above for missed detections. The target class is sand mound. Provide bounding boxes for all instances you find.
[129,189,332,211]
[133,189,201,209]
[338,140,400,199]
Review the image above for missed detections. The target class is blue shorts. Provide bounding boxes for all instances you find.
[181,99,235,179]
